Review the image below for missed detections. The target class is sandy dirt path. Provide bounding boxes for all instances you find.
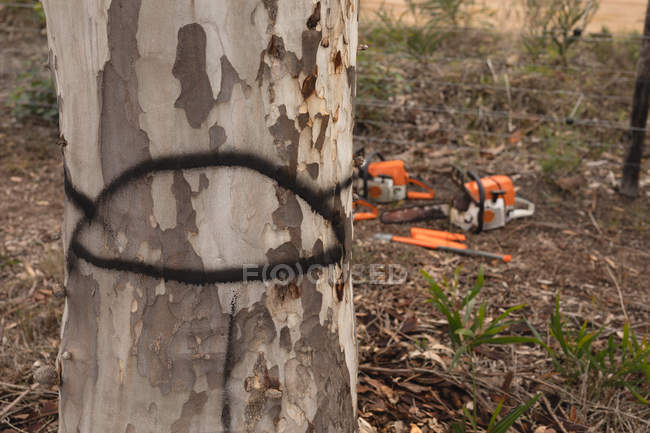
[361,0,646,33]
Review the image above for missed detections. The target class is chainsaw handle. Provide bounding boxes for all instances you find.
[353,199,379,221]
[360,152,385,199]
[407,178,435,200]
[466,170,485,233]
[509,196,535,220]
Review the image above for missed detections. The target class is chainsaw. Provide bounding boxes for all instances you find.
[356,152,435,204]
[380,168,534,233]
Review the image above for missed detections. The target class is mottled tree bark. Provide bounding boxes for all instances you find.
[42,1,358,431]
[621,0,650,197]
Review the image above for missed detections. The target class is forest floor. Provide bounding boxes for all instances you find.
[1,4,650,433]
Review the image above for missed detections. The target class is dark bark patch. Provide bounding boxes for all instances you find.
[306,163,319,180]
[209,123,227,151]
[255,51,271,86]
[216,56,249,104]
[314,114,330,152]
[269,105,300,175]
[280,52,299,79]
[172,23,215,129]
[59,271,100,424]
[124,424,135,433]
[301,30,322,75]
[105,0,141,79]
[333,51,343,74]
[301,74,317,99]
[335,278,344,302]
[262,0,278,24]
[244,352,280,431]
[268,35,286,60]
[306,2,321,29]
[100,0,150,182]
[346,66,356,91]
[100,65,151,182]
[230,297,276,367]
[198,173,210,192]
[159,171,203,272]
[135,294,178,395]
[297,306,355,432]
[170,391,208,433]
[280,326,292,352]
[298,113,310,130]
[266,242,300,266]
[272,188,303,229]
[312,239,324,259]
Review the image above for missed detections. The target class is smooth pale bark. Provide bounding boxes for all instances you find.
[43,1,358,432]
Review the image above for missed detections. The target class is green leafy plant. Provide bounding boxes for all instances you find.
[423,267,541,432]
[423,266,539,367]
[539,127,583,175]
[522,0,600,62]
[369,7,447,59]
[0,0,46,26]
[410,0,493,28]
[8,62,58,123]
[528,293,650,403]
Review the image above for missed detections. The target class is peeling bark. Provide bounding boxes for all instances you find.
[44,0,358,431]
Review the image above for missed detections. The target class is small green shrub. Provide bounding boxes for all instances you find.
[423,266,539,367]
[528,293,650,404]
[0,0,46,27]
[8,62,58,123]
[538,127,582,175]
[423,267,541,433]
[411,0,493,28]
[369,8,447,58]
[521,0,600,62]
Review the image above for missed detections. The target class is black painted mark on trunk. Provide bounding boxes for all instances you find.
[173,23,215,128]
[64,151,352,285]
[220,296,237,433]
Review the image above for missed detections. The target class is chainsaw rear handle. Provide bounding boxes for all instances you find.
[509,196,535,220]
[466,170,485,233]
[407,178,435,200]
[353,199,379,221]
[360,152,385,199]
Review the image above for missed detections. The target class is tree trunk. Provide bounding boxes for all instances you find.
[42,1,358,432]
[621,0,650,197]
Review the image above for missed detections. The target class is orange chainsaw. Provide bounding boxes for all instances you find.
[380,168,534,233]
[357,153,435,204]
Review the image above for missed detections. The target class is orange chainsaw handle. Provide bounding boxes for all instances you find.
[410,227,467,242]
[407,178,435,200]
[353,199,379,221]
[392,235,468,250]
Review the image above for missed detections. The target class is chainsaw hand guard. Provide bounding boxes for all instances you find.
[353,199,379,221]
[407,178,435,200]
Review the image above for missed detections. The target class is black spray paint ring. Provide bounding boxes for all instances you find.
[64,151,352,285]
